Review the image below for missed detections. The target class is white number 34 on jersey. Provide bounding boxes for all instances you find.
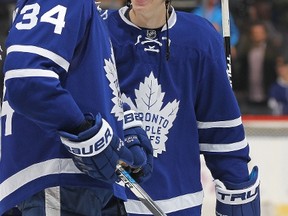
[14,4,66,35]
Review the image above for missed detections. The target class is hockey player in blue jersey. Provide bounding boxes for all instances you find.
[105,0,260,215]
[0,0,153,215]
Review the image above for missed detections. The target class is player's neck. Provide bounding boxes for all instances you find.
[129,6,168,29]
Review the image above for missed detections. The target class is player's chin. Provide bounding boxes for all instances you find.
[132,0,151,8]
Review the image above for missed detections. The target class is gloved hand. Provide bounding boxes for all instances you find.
[59,113,134,184]
[214,166,260,216]
[122,103,153,183]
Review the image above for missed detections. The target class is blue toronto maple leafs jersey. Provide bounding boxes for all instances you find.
[0,0,124,214]
[107,7,251,215]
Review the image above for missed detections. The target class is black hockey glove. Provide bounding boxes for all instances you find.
[123,103,153,183]
[59,113,134,184]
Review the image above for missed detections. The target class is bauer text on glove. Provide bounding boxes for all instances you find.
[59,113,134,183]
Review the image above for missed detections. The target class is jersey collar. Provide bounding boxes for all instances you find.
[118,6,177,31]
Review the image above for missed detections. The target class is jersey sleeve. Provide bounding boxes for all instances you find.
[195,27,250,184]
[3,0,94,131]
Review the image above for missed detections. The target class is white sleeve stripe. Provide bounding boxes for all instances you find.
[197,117,242,129]
[125,190,204,214]
[7,45,70,71]
[0,158,82,202]
[200,138,248,152]
[4,69,59,82]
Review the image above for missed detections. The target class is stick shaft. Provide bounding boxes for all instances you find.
[116,165,167,216]
[221,0,233,87]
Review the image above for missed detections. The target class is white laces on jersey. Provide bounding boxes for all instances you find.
[134,34,172,54]
[135,34,163,53]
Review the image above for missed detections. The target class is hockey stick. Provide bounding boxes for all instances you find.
[116,164,167,216]
[221,0,233,87]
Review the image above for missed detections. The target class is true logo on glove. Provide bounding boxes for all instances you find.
[217,184,259,204]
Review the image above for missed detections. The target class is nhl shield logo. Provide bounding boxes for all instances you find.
[146,30,157,39]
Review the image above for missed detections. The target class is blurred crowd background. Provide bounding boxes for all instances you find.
[1,0,288,117]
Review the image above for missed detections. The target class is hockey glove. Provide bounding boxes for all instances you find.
[123,103,153,183]
[59,113,134,184]
[214,166,260,216]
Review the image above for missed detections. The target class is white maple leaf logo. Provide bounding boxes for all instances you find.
[104,46,123,121]
[122,72,180,157]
